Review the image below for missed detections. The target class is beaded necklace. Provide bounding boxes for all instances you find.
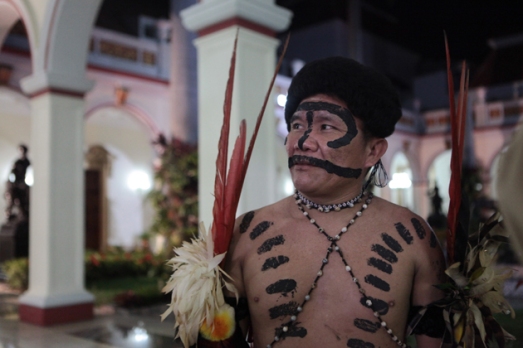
[295,190,364,213]
[265,191,409,348]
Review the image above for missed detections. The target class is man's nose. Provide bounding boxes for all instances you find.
[296,129,319,151]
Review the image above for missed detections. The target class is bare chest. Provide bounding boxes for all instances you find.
[238,214,417,347]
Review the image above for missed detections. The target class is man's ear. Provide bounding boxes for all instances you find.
[365,138,388,168]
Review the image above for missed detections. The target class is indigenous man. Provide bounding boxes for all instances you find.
[224,57,446,348]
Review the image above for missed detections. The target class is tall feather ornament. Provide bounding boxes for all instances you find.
[162,33,289,347]
[427,36,516,348]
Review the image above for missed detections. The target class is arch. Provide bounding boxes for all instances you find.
[34,0,102,75]
[389,151,414,210]
[0,0,37,55]
[85,102,160,137]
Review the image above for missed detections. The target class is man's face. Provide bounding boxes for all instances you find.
[286,94,369,195]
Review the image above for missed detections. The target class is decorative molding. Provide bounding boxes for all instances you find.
[181,0,292,35]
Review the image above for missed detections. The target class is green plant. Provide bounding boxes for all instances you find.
[1,258,29,290]
[148,134,198,253]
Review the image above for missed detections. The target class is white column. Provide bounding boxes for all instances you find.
[413,179,430,219]
[180,0,291,226]
[18,74,94,325]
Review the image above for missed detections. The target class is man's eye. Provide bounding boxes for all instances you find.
[321,124,333,130]
[291,123,303,130]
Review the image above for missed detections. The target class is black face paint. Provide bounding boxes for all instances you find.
[381,233,403,253]
[371,244,398,263]
[257,235,285,254]
[354,318,381,333]
[297,110,314,150]
[266,279,297,297]
[411,218,426,239]
[347,338,375,348]
[250,221,273,240]
[395,222,414,245]
[275,324,307,338]
[367,257,392,274]
[430,232,438,248]
[239,211,255,234]
[289,155,362,178]
[262,255,290,271]
[296,101,358,149]
[360,296,389,315]
[364,274,390,292]
[269,301,298,319]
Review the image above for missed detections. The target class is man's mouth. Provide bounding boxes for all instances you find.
[288,155,362,179]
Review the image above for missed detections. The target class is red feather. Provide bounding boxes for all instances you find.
[211,33,290,256]
[445,35,469,265]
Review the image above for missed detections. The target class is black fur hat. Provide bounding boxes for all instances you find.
[284,57,402,138]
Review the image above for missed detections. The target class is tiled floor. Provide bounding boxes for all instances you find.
[0,291,183,348]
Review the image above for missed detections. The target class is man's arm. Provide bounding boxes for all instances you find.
[410,217,447,347]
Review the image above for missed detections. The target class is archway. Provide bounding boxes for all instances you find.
[85,106,155,249]
[389,151,414,209]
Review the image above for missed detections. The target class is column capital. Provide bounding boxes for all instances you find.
[20,70,95,98]
[180,0,292,36]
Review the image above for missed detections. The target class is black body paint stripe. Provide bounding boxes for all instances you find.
[269,301,298,319]
[262,255,290,271]
[381,233,403,253]
[297,110,314,150]
[364,274,390,292]
[276,324,307,338]
[250,221,273,240]
[347,338,375,348]
[354,318,381,333]
[395,222,414,244]
[239,211,254,234]
[371,244,398,263]
[411,218,426,239]
[288,155,361,178]
[430,232,438,248]
[266,279,297,296]
[359,296,389,315]
[257,235,285,254]
[296,101,358,149]
[367,257,392,274]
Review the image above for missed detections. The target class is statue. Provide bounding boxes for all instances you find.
[0,144,30,262]
[5,144,31,220]
[427,184,447,238]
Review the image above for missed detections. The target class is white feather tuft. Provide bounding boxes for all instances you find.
[161,222,238,347]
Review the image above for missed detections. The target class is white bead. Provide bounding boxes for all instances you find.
[366,299,372,306]
[317,270,323,276]
[291,315,296,321]
[387,329,392,334]
[297,306,302,312]
[373,311,379,317]
[356,211,362,216]
[335,246,340,251]
[324,208,330,213]
[335,235,340,240]
[392,336,398,341]
[349,219,355,224]
[345,265,351,271]
[318,207,323,212]
[274,336,279,341]
[310,219,315,223]
[267,345,272,348]
[363,204,368,209]
[305,295,310,301]
[381,321,387,327]
[341,227,347,232]
[353,277,358,283]
[303,211,308,216]
[282,326,288,332]
[397,341,402,346]
[335,206,341,211]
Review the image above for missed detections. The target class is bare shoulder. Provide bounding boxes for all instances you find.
[368,196,445,268]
